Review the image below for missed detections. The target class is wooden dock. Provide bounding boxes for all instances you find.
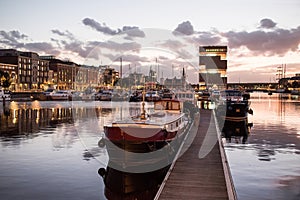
[155,109,236,200]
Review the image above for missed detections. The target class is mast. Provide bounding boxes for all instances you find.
[140,76,146,120]
[120,57,123,88]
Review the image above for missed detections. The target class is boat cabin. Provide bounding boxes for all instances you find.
[154,100,181,111]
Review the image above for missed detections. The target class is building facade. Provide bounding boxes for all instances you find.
[40,56,78,90]
[99,66,119,87]
[0,49,49,91]
[164,68,187,90]
[199,46,227,90]
[41,56,100,91]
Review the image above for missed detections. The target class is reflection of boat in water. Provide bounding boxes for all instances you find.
[221,119,253,144]
[103,98,193,172]
[98,166,169,200]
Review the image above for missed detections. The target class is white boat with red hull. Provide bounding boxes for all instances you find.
[103,99,193,172]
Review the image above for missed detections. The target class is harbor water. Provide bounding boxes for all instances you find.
[0,94,300,199]
[224,93,300,200]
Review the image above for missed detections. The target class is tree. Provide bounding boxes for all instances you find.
[0,70,12,89]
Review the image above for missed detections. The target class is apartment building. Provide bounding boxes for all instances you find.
[0,49,49,91]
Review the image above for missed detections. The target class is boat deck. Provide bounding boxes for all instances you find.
[155,109,236,200]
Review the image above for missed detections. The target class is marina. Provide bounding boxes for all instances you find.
[0,92,299,199]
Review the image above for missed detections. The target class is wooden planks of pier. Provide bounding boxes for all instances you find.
[156,109,235,200]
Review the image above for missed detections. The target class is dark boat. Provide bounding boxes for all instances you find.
[216,90,252,118]
[216,90,253,142]
[129,90,142,102]
[103,98,192,172]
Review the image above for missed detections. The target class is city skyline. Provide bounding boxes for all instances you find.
[1,0,300,83]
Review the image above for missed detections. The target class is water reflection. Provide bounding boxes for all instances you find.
[98,166,168,200]
[221,119,253,144]
[225,93,300,200]
[1,105,72,136]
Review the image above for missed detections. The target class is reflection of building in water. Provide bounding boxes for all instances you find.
[0,105,114,135]
[0,107,73,135]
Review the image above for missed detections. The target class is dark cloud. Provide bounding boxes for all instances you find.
[0,30,59,55]
[173,21,194,36]
[83,18,120,35]
[223,26,300,56]
[259,18,277,29]
[82,18,145,38]
[122,26,145,38]
[0,30,27,46]
[51,29,75,40]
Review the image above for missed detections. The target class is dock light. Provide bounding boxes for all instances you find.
[98,137,105,148]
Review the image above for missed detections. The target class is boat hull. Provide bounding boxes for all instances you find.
[104,120,190,172]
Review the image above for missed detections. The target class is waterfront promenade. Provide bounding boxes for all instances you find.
[156,109,235,200]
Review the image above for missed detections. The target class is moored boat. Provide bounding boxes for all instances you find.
[216,90,253,141]
[95,90,112,101]
[103,98,192,172]
[49,90,72,100]
[216,89,252,118]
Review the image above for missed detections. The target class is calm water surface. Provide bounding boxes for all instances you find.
[0,101,142,200]
[1,94,300,200]
[224,93,300,200]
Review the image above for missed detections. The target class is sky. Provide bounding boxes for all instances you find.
[0,0,300,83]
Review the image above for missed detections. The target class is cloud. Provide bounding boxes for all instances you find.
[82,18,145,38]
[122,26,145,38]
[0,30,28,46]
[173,21,194,36]
[159,39,186,50]
[22,42,60,55]
[51,29,75,40]
[192,31,223,45]
[259,18,277,29]
[88,40,141,52]
[0,30,60,55]
[83,18,120,35]
[223,26,300,56]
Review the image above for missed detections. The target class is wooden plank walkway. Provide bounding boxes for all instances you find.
[155,109,235,200]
